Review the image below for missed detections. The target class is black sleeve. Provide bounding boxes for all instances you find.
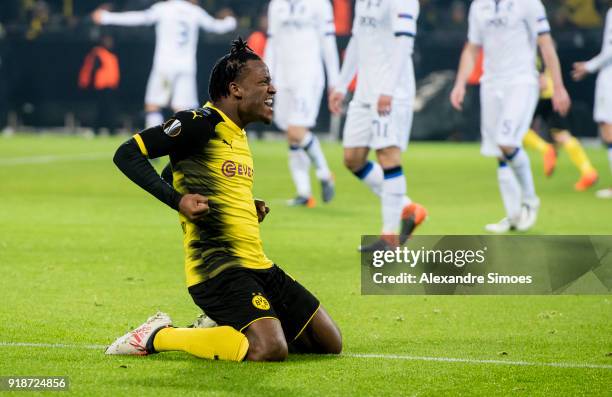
[113,139,183,211]
[137,108,215,159]
[160,162,173,185]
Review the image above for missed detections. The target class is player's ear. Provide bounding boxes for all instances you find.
[229,82,242,99]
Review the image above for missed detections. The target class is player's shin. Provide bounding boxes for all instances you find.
[152,326,249,362]
[523,129,549,153]
[497,161,522,222]
[381,166,406,234]
[288,146,312,199]
[301,132,332,181]
[504,148,537,202]
[564,136,596,175]
[352,160,383,197]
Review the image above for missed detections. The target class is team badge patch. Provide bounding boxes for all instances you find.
[251,293,270,310]
[163,118,182,137]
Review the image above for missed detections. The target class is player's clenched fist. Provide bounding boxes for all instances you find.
[179,193,210,222]
[254,199,270,223]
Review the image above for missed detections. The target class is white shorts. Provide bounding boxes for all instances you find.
[145,68,199,110]
[273,84,324,131]
[480,83,539,157]
[342,100,414,151]
[594,77,612,124]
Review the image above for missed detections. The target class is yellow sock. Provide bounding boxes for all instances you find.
[153,326,249,361]
[523,129,549,153]
[563,136,595,175]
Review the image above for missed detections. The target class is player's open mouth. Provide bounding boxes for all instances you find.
[264,98,274,109]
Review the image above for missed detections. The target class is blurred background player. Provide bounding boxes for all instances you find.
[450,0,571,233]
[91,0,236,128]
[246,12,267,58]
[523,56,598,191]
[466,48,598,192]
[264,0,339,207]
[573,4,612,199]
[329,0,427,251]
[78,34,120,136]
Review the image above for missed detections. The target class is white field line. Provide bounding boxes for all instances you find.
[346,353,612,370]
[0,152,109,166]
[0,341,610,369]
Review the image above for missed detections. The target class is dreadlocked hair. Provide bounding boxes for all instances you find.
[209,37,261,101]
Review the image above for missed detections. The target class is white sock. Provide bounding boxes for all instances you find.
[607,143,612,175]
[289,146,312,198]
[145,111,164,128]
[301,132,331,181]
[497,162,522,221]
[353,160,411,205]
[381,167,406,234]
[505,148,537,202]
[353,161,383,196]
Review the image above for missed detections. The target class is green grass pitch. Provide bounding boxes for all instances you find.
[0,134,610,396]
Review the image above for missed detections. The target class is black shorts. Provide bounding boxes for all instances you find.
[188,265,320,342]
[533,98,570,132]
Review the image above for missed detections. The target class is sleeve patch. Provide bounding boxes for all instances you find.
[163,118,182,137]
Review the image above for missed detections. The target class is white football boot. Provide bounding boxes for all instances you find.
[105,312,172,355]
[190,313,218,328]
[484,217,517,234]
[516,198,540,232]
[595,188,612,199]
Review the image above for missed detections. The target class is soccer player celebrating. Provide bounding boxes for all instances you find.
[264,0,339,207]
[108,38,342,362]
[450,0,571,233]
[572,5,612,199]
[328,0,427,251]
[92,0,236,128]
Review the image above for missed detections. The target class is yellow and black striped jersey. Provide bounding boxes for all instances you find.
[134,102,273,287]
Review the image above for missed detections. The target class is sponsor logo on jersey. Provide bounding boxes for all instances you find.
[486,17,508,28]
[359,16,378,28]
[221,160,254,178]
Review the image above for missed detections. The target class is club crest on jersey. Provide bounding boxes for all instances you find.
[163,118,182,137]
[221,160,253,178]
[251,293,270,310]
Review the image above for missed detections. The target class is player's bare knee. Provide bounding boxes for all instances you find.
[247,336,288,362]
[344,152,368,172]
[375,147,401,168]
[600,123,612,142]
[553,130,570,143]
[287,126,307,144]
[325,329,342,354]
[499,145,517,156]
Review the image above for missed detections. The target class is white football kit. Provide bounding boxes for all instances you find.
[586,8,612,124]
[337,0,419,151]
[467,0,551,157]
[100,0,236,110]
[265,0,339,130]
